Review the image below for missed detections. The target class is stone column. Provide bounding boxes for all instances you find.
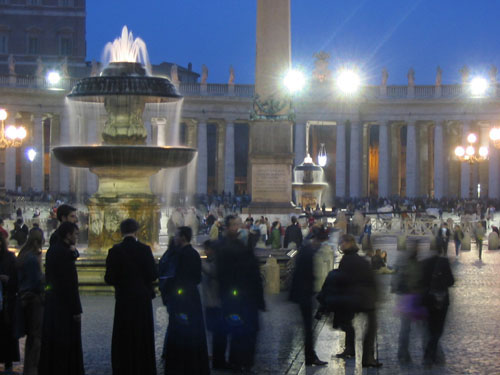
[294,123,306,167]
[335,122,346,197]
[390,125,401,196]
[378,121,390,198]
[349,122,362,198]
[216,123,226,194]
[406,121,419,197]
[433,121,445,199]
[31,114,44,192]
[489,125,500,199]
[480,125,490,198]
[224,122,235,195]
[59,110,70,193]
[460,122,471,198]
[5,148,15,191]
[196,121,208,195]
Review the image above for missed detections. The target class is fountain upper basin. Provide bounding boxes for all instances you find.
[53,145,196,170]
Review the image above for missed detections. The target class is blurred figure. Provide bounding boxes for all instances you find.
[215,215,265,373]
[436,223,451,255]
[392,244,426,364]
[421,247,454,366]
[39,222,84,375]
[335,234,381,368]
[284,216,303,249]
[0,218,9,240]
[105,219,158,375]
[289,225,328,366]
[473,221,485,260]
[209,220,221,241]
[201,240,229,370]
[0,235,20,372]
[270,221,281,249]
[359,217,372,245]
[17,228,45,375]
[453,224,464,257]
[161,226,209,375]
[10,218,29,247]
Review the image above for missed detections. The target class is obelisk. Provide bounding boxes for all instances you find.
[248,0,294,213]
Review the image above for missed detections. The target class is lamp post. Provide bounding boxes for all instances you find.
[0,108,27,149]
[455,133,488,198]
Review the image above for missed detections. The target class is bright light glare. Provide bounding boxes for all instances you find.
[490,128,500,141]
[26,148,36,162]
[455,146,465,157]
[283,69,306,93]
[303,154,313,164]
[336,69,361,95]
[467,133,477,144]
[5,126,17,140]
[0,109,7,121]
[318,155,327,167]
[479,146,489,158]
[470,76,489,96]
[47,71,61,85]
[17,127,26,140]
[466,145,475,156]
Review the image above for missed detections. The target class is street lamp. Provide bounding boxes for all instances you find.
[317,143,327,167]
[26,148,37,162]
[283,68,306,94]
[336,68,361,95]
[455,132,488,198]
[469,76,489,97]
[0,108,27,149]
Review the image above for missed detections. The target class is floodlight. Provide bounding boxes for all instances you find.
[26,148,37,162]
[47,71,61,85]
[336,69,361,95]
[284,69,306,94]
[470,76,489,96]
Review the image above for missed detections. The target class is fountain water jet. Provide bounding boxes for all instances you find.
[53,26,196,256]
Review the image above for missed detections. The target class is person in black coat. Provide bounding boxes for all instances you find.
[39,222,84,375]
[436,223,451,255]
[49,204,78,247]
[162,226,210,375]
[0,234,20,371]
[289,225,328,367]
[215,215,265,373]
[421,249,454,366]
[336,234,381,368]
[284,216,303,249]
[105,218,158,375]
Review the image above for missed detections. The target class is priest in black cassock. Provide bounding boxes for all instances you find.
[105,218,158,375]
[162,226,210,375]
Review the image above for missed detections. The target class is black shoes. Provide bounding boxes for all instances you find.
[336,350,355,359]
[362,360,383,368]
[305,356,328,366]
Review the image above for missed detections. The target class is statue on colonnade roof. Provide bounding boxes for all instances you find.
[312,51,331,83]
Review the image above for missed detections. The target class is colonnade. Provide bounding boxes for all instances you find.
[295,119,500,200]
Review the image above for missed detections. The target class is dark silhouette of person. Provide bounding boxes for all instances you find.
[39,222,84,375]
[436,223,451,255]
[0,234,20,372]
[289,225,328,366]
[161,226,210,375]
[105,218,158,375]
[421,248,454,366]
[49,204,78,247]
[284,216,303,249]
[215,215,265,373]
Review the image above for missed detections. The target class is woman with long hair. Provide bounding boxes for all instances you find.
[17,228,45,375]
[0,234,20,372]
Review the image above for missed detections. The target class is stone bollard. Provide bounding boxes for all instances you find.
[262,257,280,294]
[488,232,499,250]
[461,232,471,250]
[397,235,407,250]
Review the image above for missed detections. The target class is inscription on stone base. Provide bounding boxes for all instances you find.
[252,164,292,203]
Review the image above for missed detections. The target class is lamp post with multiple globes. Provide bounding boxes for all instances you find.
[454,133,488,198]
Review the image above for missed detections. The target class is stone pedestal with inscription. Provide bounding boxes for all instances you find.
[246,120,296,214]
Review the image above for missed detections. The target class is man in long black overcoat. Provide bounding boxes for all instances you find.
[215,215,265,373]
[162,226,210,375]
[39,222,84,375]
[105,218,158,375]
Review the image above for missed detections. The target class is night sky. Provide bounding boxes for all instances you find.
[87,0,500,85]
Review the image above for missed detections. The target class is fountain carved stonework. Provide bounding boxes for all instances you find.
[52,27,196,256]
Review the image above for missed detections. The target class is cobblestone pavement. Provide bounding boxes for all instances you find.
[2,242,500,375]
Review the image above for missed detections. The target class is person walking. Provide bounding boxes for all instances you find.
[161,226,210,375]
[421,248,454,366]
[105,219,158,375]
[16,228,45,375]
[0,235,20,372]
[436,223,451,256]
[474,221,486,260]
[39,222,84,375]
[453,224,464,257]
[215,215,265,373]
[289,225,328,367]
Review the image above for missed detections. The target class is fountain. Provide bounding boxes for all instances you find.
[53,26,196,255]
[292,154,328,209]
